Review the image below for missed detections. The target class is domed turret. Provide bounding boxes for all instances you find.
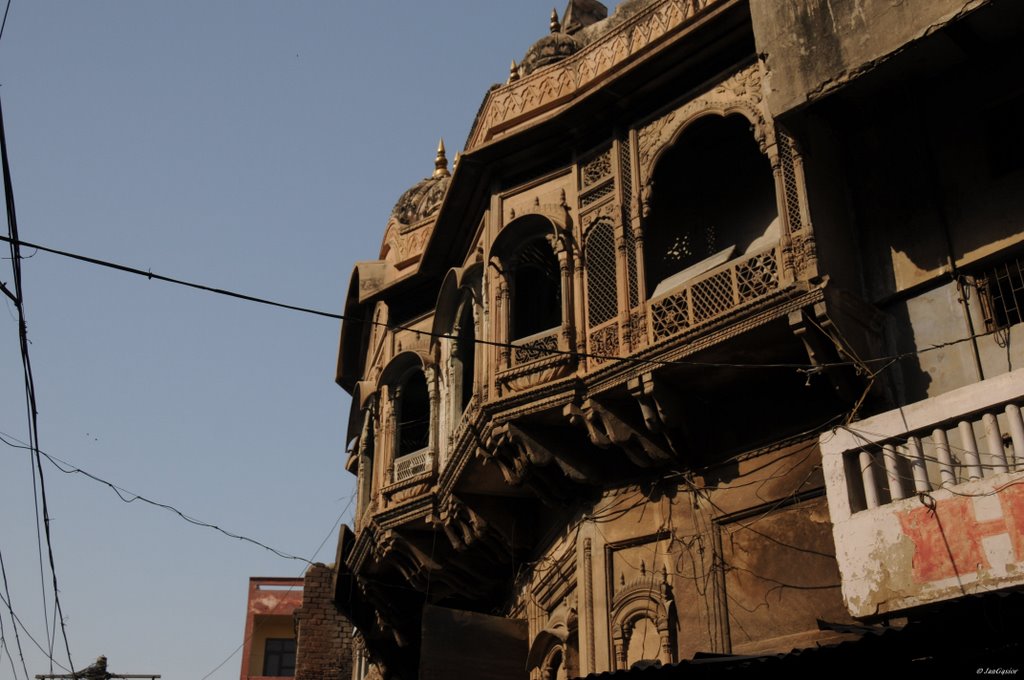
[518,9,582,77]
[390,139,451,227]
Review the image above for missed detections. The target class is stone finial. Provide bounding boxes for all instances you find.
[433,138,450,178]
[550,8,561,33]
[508,59,520,83]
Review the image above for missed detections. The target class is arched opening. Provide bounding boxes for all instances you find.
[546,649,563,680]
[644,114,778,298]
[456,301,476,413]
[625,617,661,669]
[511,237,562,340]
[397,370,430,457]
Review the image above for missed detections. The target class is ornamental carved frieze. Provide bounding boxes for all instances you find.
[467,0,725,149]
[637,63,771,217]
[581,200,620,235]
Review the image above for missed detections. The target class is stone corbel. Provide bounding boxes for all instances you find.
[788,304,860,403]
[627,373,692,456]
[577,398,674,467]
[479,424,576,505]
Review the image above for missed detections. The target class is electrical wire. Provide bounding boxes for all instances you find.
[0,545,30,680]
[1,94,74,674]
[197,493,355,680]
[0,0,11,44]
[0,233,1003,374]
[0,430,314,565]
[0,584,72,675]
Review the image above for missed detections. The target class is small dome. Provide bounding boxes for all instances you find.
[390,140,451,226]
[520,31,581,76]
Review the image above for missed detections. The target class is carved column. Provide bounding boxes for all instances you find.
[612,625,628,670]
[496,277,510,367]
[583,538,596,673]
[573,238,587,358]
[550,233,576,354]
[385,385,400,490]
[425,364,440,472]
[767,142,797,286]
[657,618,672,665]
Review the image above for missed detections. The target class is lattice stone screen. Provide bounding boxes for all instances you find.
[650,246,780,340]
[512,330,560,365]
[586,221,618,327]
[394,448,432,482]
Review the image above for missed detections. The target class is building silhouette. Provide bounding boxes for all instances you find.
[329,0,1024,677]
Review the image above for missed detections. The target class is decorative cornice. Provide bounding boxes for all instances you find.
[467,0,728,150]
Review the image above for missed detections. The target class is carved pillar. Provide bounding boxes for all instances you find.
[551,235,576,354]
[425,364,440,471]
[789,135,817,278]
[496,277,510,368]
[612,625,628,670]
[614,228,629,353]
[657,618,672,665]
[356,405,374,527]
[386,385,399,489]
[573,239,587,358]
[583,538,596,673]
[767,143,797,286]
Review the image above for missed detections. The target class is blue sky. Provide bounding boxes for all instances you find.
[0,1,622,677]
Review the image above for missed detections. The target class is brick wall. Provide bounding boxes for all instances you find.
[295,563,354,680]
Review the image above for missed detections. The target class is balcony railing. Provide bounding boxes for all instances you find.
[393,448,433,483]
[647,245,781,342]
[511,327,560,366]
[821,369,1024,617]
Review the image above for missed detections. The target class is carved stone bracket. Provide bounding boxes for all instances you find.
[565,398,674,468]
[477,423,580,505]
[627,372,692,456]
[788,303,861,404]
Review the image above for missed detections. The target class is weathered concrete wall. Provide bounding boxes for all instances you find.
[517,438,853,674]
[821,369,1024,618]
[294,563,354,680]
[751,0,986,117]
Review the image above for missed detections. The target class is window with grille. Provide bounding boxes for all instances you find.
[511,238,562,340]
[397,370,430,456]
[263,638,296,677]
[586,221,618,326]
[979,253,1024,330]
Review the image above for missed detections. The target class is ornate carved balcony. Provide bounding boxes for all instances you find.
[378,449,436,516]
[647,245,781,342]
[497,327,575,394]
[822,369,1024,618]
[394,448,433,483]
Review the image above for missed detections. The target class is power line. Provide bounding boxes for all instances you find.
[0,233,1002,374]
[1,93,74,674]
[198,494,355,680]
[0,545,31,680]
[0,0,11,44]
[0,579,72,676]
[0,430,315,565]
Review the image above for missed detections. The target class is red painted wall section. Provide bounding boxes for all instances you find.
[898,482,1024,583]
[240,577,304,680]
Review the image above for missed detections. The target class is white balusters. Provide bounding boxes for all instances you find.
[908,436,930,493]
[859,450,880,509]
[1006,404,1024,471]
[958,420,983,480]
[983,413,1009,474]
[882,444,907,500]
[933,428,956,487]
